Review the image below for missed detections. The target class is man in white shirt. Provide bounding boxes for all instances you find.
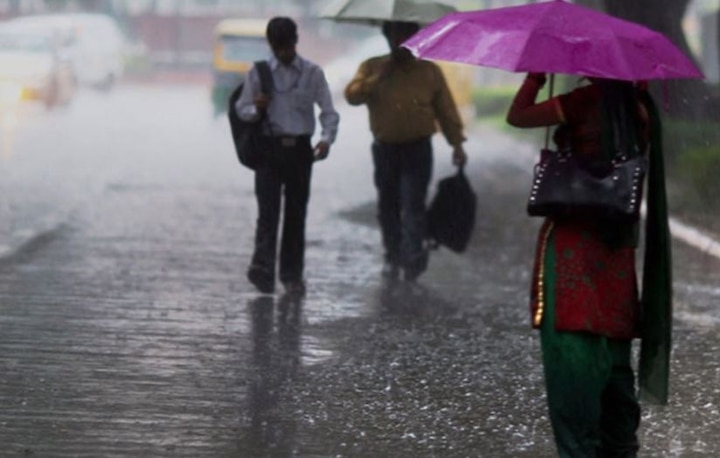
[235,16,340,296]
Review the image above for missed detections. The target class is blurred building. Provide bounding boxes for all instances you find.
[0,0,345,69]
[114,0,338,68]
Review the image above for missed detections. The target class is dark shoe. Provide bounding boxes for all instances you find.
[403,267,424,282]
[381,261,400,280]
[403,251,428,282]
[283,280,306,297]
[247,265,274,293]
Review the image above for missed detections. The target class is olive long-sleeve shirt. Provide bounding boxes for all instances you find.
[344,55,465,146]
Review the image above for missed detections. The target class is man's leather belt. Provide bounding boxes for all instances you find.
[268,135,310,148]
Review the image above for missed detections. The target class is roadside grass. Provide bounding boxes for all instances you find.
[664,120,720,233]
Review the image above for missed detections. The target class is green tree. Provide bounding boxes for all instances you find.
[584,0,710,119]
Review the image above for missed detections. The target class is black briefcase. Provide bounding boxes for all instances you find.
[427,167,477,253]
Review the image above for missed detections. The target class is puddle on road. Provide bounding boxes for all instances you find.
[301,335,335,365]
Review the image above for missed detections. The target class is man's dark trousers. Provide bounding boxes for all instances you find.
[372,137,432,276]
[251,136,313,286]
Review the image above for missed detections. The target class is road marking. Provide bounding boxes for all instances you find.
[669,217,720,259]
[675,310,720,327]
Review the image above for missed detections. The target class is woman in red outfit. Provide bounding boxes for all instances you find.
[507,73,654,457]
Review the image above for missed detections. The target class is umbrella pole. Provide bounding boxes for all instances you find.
[544,74,555,149]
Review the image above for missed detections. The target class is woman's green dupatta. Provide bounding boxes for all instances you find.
[637,90,673,405]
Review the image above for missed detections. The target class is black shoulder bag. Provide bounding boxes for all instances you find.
[227,60,274,170]
[526,147,647,222]
[526,81,647,222]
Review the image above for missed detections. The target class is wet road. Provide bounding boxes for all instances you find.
[0,83,719,457]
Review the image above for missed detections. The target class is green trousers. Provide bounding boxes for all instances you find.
[540,235,640,458]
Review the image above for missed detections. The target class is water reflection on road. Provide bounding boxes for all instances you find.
[243,295,301,456]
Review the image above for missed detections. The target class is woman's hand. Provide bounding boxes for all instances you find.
[507,73,562,128]
[526,72,547,87]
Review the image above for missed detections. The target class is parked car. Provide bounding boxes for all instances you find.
[6,13,126,90]
[0,25,76,109]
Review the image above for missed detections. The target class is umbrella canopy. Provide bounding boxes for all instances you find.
[320,0,456,26]
[403,0,703,80]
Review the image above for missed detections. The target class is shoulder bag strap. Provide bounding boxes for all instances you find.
[254,60,274,137]
[255,60,273,95]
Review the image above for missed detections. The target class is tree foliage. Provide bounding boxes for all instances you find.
[577,0,710,119]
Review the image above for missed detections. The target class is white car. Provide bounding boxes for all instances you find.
[7,13,126,90]
[0,26,76,108]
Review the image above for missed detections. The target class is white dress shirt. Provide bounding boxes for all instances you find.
[235,55,339,145]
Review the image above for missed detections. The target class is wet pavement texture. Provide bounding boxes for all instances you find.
[0,84,719,457]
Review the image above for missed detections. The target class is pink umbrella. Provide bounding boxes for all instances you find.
[403,0,703,81]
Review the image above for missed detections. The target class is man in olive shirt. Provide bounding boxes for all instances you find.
[345,20,467,282]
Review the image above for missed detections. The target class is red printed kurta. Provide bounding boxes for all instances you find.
[530,219,640,339]
[528,84,643,339]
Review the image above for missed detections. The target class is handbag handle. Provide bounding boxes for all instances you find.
[543,73,556,150]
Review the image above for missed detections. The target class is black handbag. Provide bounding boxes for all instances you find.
[527,148,647,221]
[427,167,477,253]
